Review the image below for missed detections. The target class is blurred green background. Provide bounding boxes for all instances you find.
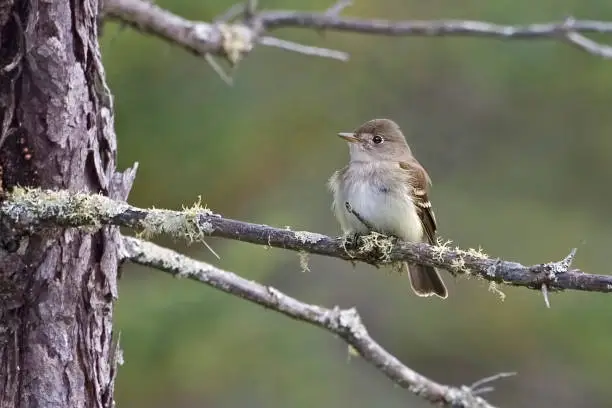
[102,0,612,407]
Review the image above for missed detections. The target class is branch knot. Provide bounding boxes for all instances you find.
[217,22,255,65]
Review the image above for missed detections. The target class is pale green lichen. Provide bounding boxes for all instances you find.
[218,23,254,65]
[357,232,395,263]
[263,234,272,250]
[340,234,357,259]
[390,261,404,276]
[294,230,326,244]
[139,209,192,239]
[6,188,222,257]
[138,196,213,241]
[6,187,128,231]
[181,195,214,231]
[431,237,453,262]
[429,236,494,278]
[289,227,322,272]
[298,251,311,273]
[432,237,489,264]
[450,257,469,274]
[454,246,489,262]
[430,239,508,300]
[339,231,403,276]
[465,246,489,259]
[347,344,360,359]
[138,196,219,259]
[488,282,506,301]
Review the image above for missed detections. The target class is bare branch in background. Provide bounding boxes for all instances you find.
[103,0,612,72]
[325,0,353,17]
[204,54,235,86]
[258,36,349,61]
[565,32,612,58]
[122,236,509,408]
[468,372,517,396]
[2,188,611,294]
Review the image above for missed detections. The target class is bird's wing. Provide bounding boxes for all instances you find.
[328,167,352,233]
[399,160,437,244]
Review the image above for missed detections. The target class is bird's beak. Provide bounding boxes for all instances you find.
[337,132,359,143]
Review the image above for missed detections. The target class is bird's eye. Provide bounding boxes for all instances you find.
[372,135,383,144]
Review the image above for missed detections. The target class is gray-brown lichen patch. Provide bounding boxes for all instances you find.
[294,230,326,244]
[199,221,214,234]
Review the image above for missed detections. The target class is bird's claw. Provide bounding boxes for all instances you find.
[343,232,365,249]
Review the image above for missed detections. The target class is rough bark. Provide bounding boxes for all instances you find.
[0,1,135,407]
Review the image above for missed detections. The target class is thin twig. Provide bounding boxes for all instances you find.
[541,284,551,308]
[559,17,612,59]
[245,0,258,19]
[205,54,234,85]
[122,236,502,408]
[260,13,612,38]
[470,372,517,393]
[326,0,352,17]
[259,36,348,60]
[565,31,612,58]
[214,3,245,23]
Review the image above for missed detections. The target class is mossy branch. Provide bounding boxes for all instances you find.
[1,187,611,294]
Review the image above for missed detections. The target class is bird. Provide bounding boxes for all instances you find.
[327,118,447,298]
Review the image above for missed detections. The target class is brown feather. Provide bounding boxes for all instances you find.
[399,160,447,298]
[399,160,437,244]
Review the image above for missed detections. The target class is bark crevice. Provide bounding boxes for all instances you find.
[0,1,135,407]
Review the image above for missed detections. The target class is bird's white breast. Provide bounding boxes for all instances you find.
[331,164,423,243]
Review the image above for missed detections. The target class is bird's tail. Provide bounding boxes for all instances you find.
[403,262,448,299]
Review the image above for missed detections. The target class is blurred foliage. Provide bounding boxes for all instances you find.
[102,0,612,407]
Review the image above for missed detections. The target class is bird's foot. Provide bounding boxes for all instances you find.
[344,232,366,249]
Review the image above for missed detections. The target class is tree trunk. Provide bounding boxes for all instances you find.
[0,1,134,407]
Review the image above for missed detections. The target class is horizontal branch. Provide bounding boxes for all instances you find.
[122,236,507,408]
[261,13,612,38]
[2,188,611,294]
[103,0,612,72]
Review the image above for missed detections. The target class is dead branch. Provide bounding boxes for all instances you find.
[122,235,510,408]
[2,188,610,294]
[103,0,612,75]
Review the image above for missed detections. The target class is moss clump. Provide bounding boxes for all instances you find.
[6,187,128,232]
[218,23,254,65]
[138,196,219,259]
[356,232,395,263]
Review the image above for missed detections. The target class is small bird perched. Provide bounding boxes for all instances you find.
[328,118,447,298]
